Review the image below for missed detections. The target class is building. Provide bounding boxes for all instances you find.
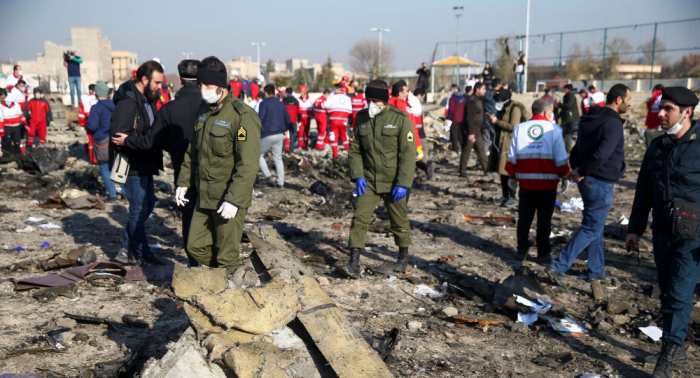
[225,56,259,80]
[112,51,139,84]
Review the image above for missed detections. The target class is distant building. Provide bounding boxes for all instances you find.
[225,56,259,80]
[112,51,139,84]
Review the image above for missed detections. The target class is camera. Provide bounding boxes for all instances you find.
[63,51,71,62]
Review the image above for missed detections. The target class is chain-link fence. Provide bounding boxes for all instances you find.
[428,18,700,93]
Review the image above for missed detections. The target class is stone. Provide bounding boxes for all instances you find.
[598,320,613,332]
[607,301,631,315]
[612,314,630,325]
[511,322,529,334]
[317,277,330,286]
[309,231,324,240]
[74,332,90,342]
[141,328,228,378]
[436,307,459,318]
[0,281,14,296]
[56,318,78,328]
[691,307,700,324]
[591,280,605,301]
[117,283,137,294]
[407,321,422,330]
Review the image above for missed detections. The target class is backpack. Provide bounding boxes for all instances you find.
[508,101,527,124]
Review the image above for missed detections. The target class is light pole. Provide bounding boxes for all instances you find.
[182,52,193,59]
[370,28,390,77]
[453,6,463,88]
[251,42,266,76]
[523,0,531,93]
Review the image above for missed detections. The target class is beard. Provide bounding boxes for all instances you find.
[144,80,158,102]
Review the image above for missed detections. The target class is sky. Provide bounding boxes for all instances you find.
[3,0,700,75]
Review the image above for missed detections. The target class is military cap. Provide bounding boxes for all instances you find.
[661,86,699,107]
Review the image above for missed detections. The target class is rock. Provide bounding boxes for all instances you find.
[117,283,137,294]
[443,332,455,339]
[598,320,613,332]
[56,318,78,328]
[511,322,529,334]
[407,321,422,330]
[74,332,90,342]
[651,285,661,300]
[612,314,631,325]
[608,301,631,315]
[141,328,228,378]
[691,307,700,324]
[0,281,14,296]
[437,307,459,318]
[317,277,330,286]
[591,280,605,301]
[309,231,324,240]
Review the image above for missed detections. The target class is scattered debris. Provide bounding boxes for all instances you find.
[532,352,574,370]
[639,326,663,342]
[559,198,584,213]
[454,314,506,331]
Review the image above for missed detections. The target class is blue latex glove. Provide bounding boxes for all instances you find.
[355,178,367,197]
[392,186,407,201]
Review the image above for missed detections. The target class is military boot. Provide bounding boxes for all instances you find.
[653,341,687,378]
[394,247,410,273]
[337,248,361,279]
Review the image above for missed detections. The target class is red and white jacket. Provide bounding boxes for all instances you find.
[505,115,570,190]
[6,73,29,101]
[7,87,27,111]
[313,95,328,119]
[322,92,352,124]
[298,95,314,122]
[78,92,98,127]
[350,93,367,126]
[645,89,663,129]
[1,102,27,133]
[582,91,604,114]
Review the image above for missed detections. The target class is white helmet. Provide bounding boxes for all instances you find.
[152,57,161,63]
[256,74,265,83]
[230,69,239,77]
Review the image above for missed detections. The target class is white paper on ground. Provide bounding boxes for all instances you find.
[579,374,602,378]
[25,217,45,223]
[514,295,552,314]
[517,312,539,326]
[560,197,584,213]
[639,326,663,341]
[413,284,444,298]
[39,223,62,229]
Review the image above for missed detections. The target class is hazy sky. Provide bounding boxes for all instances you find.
[4,0,700,75]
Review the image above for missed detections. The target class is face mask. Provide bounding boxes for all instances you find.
[665,113,686,135]
[17,71,23,76]
[495,102,504,111]
[35,93,42,99]
[202,87,222,104]
[369,102,383,118]
[547,112,555,122]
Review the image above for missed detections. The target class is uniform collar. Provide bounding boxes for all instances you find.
[530,115,549,121]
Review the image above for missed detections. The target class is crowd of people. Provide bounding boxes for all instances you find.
[1,52,698,377]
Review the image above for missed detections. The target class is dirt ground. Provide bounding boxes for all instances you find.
[0,93,698,378]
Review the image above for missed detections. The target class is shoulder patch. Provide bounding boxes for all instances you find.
[691,134,697,140]
[407,130,414,142]
[237,126,247,141]
[197,115,207,123]
[213,119,231,129]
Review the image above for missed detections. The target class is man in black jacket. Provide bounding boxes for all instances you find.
[109,60,165,266]
[558,84,580,154]
[547,84,630,287]
[111,60,201,266]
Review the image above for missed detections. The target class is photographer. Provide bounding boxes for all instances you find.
[416,63,430,91]
[63,47,83,107]
[626,86,700,378]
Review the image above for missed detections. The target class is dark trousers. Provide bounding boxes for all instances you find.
[517,188,557,256]
[2,126,22,154]
[500,175,515,199]
[450,120,465,153]
[460,129,488,175]
[652,230,700,345]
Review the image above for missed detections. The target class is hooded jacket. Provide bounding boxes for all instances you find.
[85,99,115,141]
[570,105,625,183]
[109,80,163,176]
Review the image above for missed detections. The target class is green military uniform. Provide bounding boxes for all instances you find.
[348,106,417,249]
[178,90,261,273]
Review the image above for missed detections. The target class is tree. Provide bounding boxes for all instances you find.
[564,43,598,81]
[638,38,669,66]
[604,38,633,79]
[263,59,275,76]
[291,62,313,89]
[314,56,335,92]
[491,37,515,84]
[273,76,291,88]
[665,54,700,78]
[348,39,395,79]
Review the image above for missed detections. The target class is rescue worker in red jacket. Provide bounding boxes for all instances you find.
[351,88,368,129]
[314,89,330,150]
[323,83,353,161]
[6,65,29,101]
[78,84,98,163]
[156,78,171,111]
[229,70,244,99]
[247,75,263,102]
[388,81,409,113]
[297,85,314,149]
[0,88,28,155]
[283,88,300,152]
[24,88,54,148]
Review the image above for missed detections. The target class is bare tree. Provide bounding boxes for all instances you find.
[638,38,669,66]
[564,43,598,80]
[605,38,633,78]
[349,39,395,78]
[491,37,515,84]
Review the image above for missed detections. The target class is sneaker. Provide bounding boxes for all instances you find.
[114,248,138,265]
[545,267,569,288]
[105,197,119,203]
[502,198,517,207]
[586,274,615,284]
[495,197,507,206]
[255,176,272,188]
[535,255,552,265]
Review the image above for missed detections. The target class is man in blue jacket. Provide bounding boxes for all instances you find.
[547,84,631,287]
[257,84,291,188]
[85,82,117,201]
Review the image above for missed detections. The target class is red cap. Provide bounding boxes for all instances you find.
[299,85,308,93]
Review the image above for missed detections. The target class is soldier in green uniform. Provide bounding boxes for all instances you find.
[175,57,261,274]
[337,80,417,279]
[627,86,700,378]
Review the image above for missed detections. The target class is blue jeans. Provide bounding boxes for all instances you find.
[122,175,156,260]
[98,163,117,198]
[515,72,523,93]
[69,76,82,106]
[550,176,614,278]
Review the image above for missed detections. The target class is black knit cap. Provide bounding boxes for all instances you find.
[494,89,511,102]
[661,86,699,107]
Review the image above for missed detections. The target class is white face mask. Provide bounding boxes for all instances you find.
[495,102,504,111]
[547,112,555,122]
[202,87,222,104]
[17,70,23,76]
[369,102,383,118]
[665,113,686,135]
